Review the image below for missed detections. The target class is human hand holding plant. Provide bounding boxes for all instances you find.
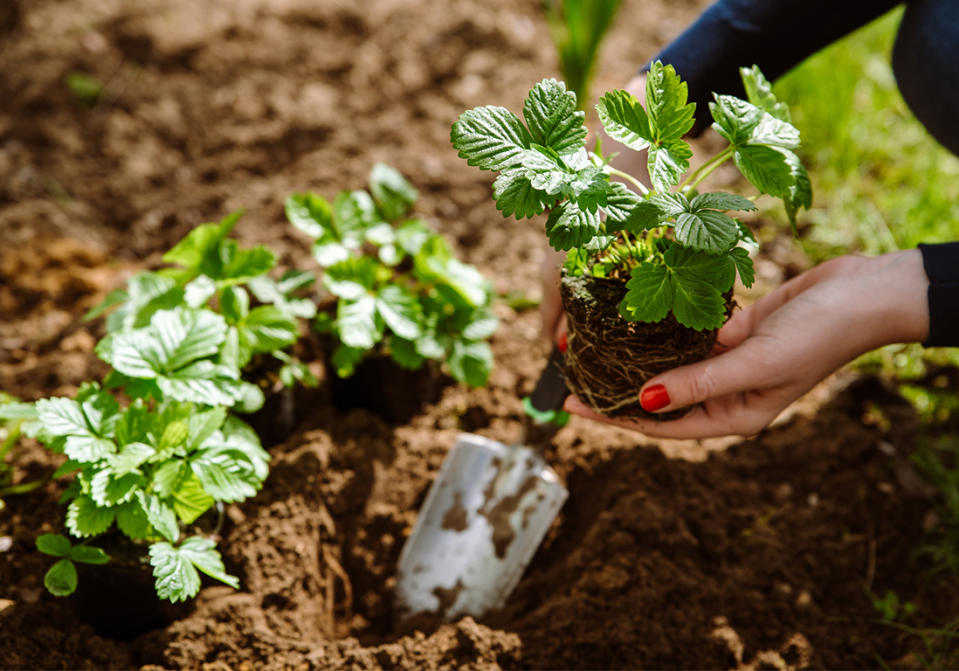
[564,249,931,437]
[454,62,810,417]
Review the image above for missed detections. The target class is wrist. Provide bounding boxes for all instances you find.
[858,249,930,347]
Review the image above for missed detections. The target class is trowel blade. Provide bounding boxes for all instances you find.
[395,433,567,622]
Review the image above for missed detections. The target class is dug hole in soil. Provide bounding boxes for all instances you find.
[2,0,958,668]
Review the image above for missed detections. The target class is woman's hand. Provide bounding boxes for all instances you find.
[564,249,931,439]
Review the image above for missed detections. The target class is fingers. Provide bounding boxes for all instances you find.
[637,337,780,414]
[563,393,780,440]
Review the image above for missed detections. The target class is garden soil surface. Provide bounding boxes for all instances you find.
[2,0,958,668]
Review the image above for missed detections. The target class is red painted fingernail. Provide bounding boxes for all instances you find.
[640,384,670,412]
[557,332,567,353]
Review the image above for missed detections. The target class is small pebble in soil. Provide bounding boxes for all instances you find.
[0,536,13,552]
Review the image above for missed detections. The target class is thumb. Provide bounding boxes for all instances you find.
[638,340,771,413]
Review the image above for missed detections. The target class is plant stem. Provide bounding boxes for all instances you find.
[606,167,648,195]
[679,145,734,193]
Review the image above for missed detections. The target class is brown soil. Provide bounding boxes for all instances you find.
[2,0,958,669]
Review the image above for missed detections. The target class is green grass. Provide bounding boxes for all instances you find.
[771,8,959,260]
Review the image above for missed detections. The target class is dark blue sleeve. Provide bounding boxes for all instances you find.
[918,242,959,347]
[644,0,902,124]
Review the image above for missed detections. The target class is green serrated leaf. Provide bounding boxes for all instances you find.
[370,163,418,221]
[312,241,351,267]
[647,139,692,191]
[711,94,799,149]
[674,210,739,254]
[645,61,696,143]
[729,247,755,288]
[492,168,556,219]
[522,79,587,154]
[178,536,239,589]
[333,189,382,241]
[66,495,116,537]
[388,337,426,370]
[601,182,644,222]
[285,192,333,240]
[461,310,498,340]
[375,285,422,341]
[336,294,382,349]
[194,239,274,285]
[183,275,217,309]
[545,201,601,251]
[323,256,377,299]
[36,533,72,557]
[451,105,532,171]
[44,558,78,597]
[220,286,249,324]
[107,308,228,379]
[596,89,652,151]
[733,144,795,198]
[415,332,448,360]
[671,275,726,330]
[84,288,128,322]
[90,470,141,506]
[620,263,672,323]
[415,245,491,308]
[740,65,791,122]
[110,445,154,479]
[162,212,241,273]
[152,460,189,498]
[171,474,215,524]
[240,306,299,354]
[690,192,757,213]
[521,145,576,196]
[395,219,433,255]
[69,544,110,565]
[149,541,201,603]
[783,151,812,226]
[448,340,492,387]
[116,499,151,540]
[139,492,179,543]
[606,199,666,234]
[187,406,227,449]
[64,436,117,464]
[35,397,89,439]
[191,457,257,503]
[156,374,247,408]
[710,95,763,146]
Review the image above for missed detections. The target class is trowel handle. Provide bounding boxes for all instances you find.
[527,346,569,417]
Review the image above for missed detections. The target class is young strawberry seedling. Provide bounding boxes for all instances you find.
[88,212,315,413]
[452,62,809,416]
[22,381,267,604]
[287,163,498,391]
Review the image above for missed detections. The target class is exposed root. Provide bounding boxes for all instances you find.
[561,274,730,419]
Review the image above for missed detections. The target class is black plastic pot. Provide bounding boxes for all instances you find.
[328,355,446,423]
[74,554,194,639]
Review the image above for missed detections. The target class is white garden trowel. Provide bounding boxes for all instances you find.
[395,348,569,623]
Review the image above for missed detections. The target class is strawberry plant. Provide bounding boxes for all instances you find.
[287,163,498,389]
[88,211,315,412]
[21,381,266,603]
[0,394,44,510]
[451,62,810,416]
